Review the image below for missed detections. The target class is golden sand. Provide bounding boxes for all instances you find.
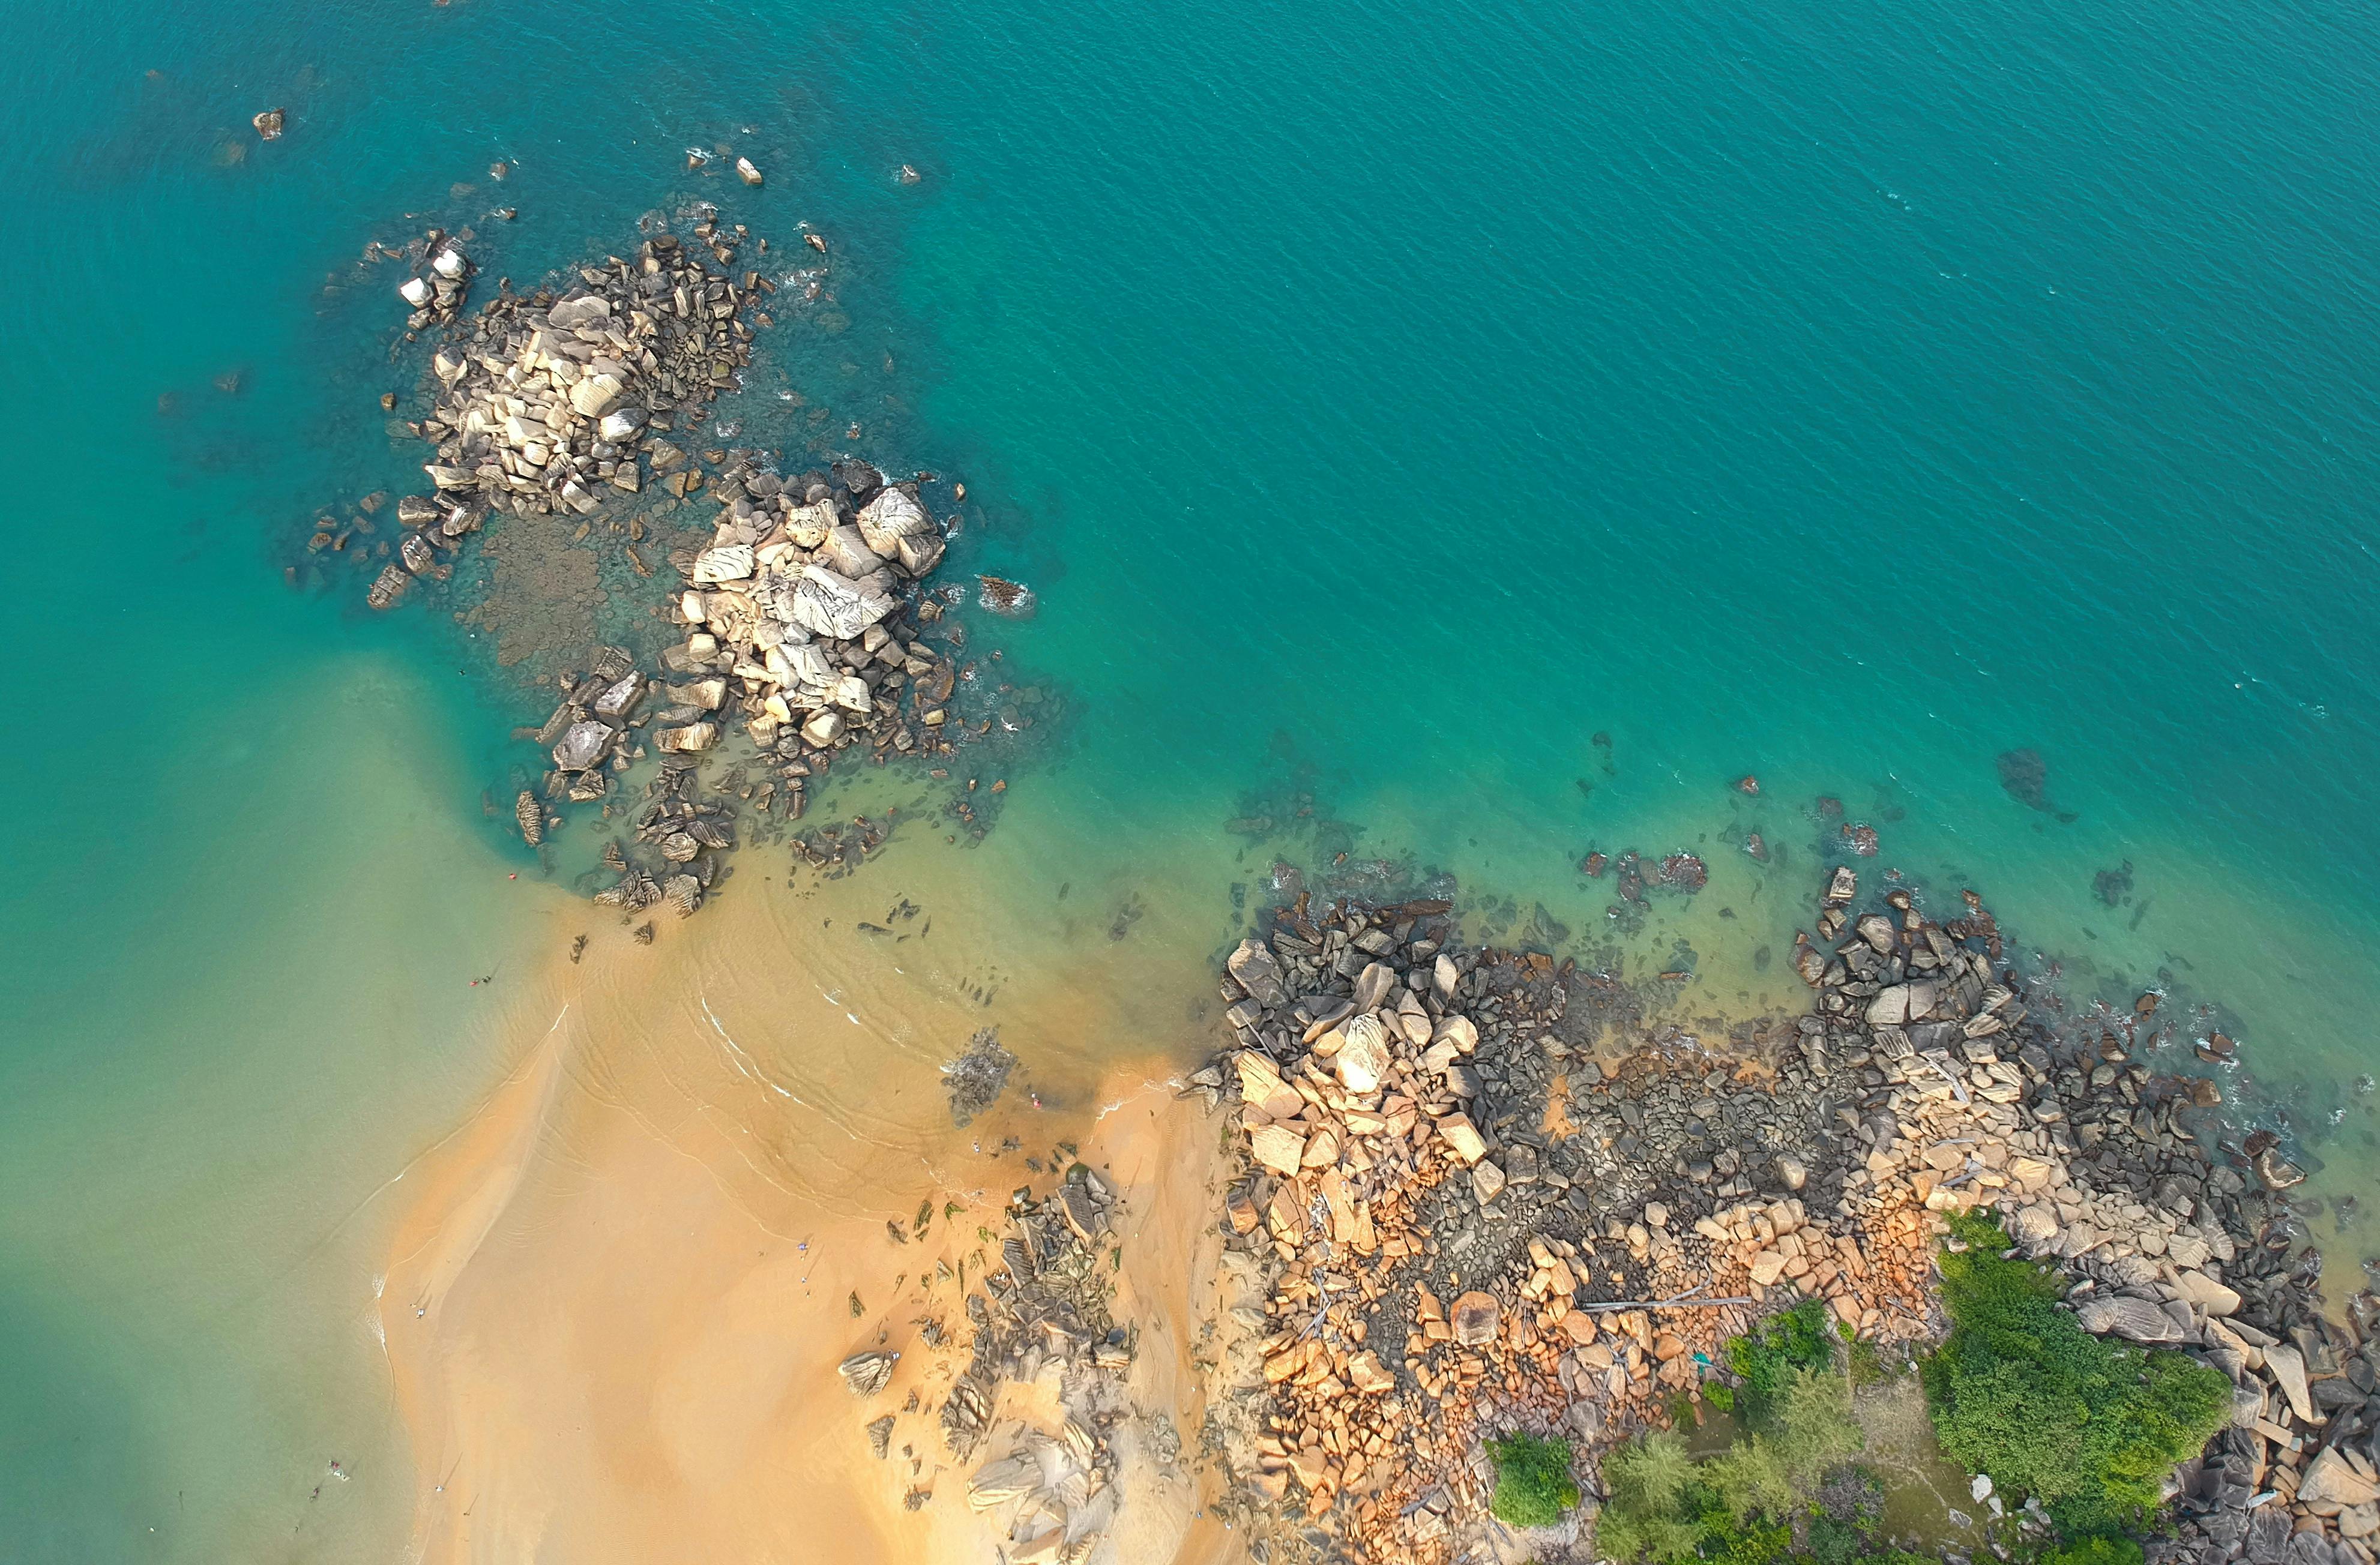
[378,850,1250,1565]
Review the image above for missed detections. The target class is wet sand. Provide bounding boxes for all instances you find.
[379,854,1249,1564]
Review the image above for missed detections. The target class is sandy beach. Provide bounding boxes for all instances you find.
[378,858,1248,1565]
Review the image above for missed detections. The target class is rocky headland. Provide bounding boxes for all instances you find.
[1172,870,2378,1565]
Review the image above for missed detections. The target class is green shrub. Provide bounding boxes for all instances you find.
[1488,1432,1580,1528]
[1705,1383,1738,1413]
[1728,1296,1839,1408]
[1921,1214,2229,1534]
[2040,1539,2146,1565]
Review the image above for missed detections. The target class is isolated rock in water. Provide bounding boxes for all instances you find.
[514,790,543,846]
[839,1350,898,1397]
[2253,1145,2306,1192]
[1997,747,2055,811]
[942,1027,1016,1126]
[1226,940,1289,1008]
[551,721,612,771]
[366,563,411,610]
[977,574,1037,617]
[736,156,764,186]
[1657,853,1708,891]
[252,107,285,140]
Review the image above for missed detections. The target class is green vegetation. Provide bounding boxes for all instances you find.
[2037,1540,2146,1565]
[1726,1297,1839,1408]
[1920,1212,2229,1535]
[1594,1368,1868,1563]
[1488,1432,1581,1527]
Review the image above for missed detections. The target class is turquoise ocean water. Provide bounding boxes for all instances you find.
[5,0,2379,1556]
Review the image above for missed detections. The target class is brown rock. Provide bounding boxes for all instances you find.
[1451,1291,1501,1348]
[2301,1449,2380,1507]
[1348,1351,1395,1395]
[1236,1051,1304,1117]
[1436,1114,1487,1165]
[1249,1125,1307,1176]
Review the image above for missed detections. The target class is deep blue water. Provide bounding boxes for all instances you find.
[5,0,2379,1555]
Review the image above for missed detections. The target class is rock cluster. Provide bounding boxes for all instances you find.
[660,452,953,758]
[936,1171,1134,1563]
[412,221,762,523]
[1191,871,2378,1565]
[366,218,767,620]
[357,218,989,914]
[396,229,477,333]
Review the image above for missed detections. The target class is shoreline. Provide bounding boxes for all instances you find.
[373,864,1249,1565]
[358,822,2380,1565]
[1176,870,2379,1565]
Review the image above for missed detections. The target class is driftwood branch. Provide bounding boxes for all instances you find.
[1569,1291,1755,1314]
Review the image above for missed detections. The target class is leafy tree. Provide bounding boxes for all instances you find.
[1487,1432,1580,1527]
[1597,1431,1704,1563]
[1921,1214,2228,1534]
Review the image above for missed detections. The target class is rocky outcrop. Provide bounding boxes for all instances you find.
[1188,873,2380,1565]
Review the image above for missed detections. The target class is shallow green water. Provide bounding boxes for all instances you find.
[5,0,2380,1555]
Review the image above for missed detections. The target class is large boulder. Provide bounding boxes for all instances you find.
[820,524,888,580]
[591,673,645,719]
[567,370,627,418]
[2170,1269,2242,1317]
[1335,1015,1393,1094]
[546,295,612,330]
[1866,982,1941,1026]
[783,499,837,548]
[2300,1449,2380,1507]
[2264,1343,2314,1423]
[551,720,613,771]
[857,487,931,557]
[1225,940,1288,1008]
[693,545,755,583]
[788,567,893,640]
[654,722,718,754]
[890,531,942,578]
[1450,1291,1501,1347]
[2075,1294,2185,1344]
[2007,1204,2059,1249]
